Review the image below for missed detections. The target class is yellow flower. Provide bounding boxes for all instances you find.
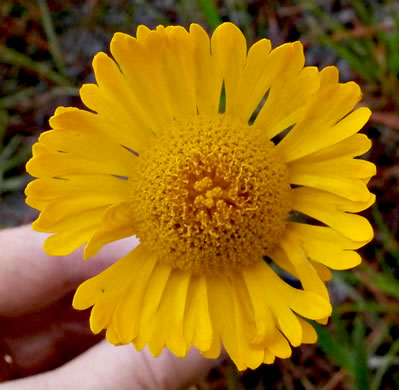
[25,23,376,370]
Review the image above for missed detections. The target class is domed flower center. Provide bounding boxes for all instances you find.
[128,115,291,274]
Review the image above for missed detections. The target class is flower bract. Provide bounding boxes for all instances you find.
[25,22,376,370]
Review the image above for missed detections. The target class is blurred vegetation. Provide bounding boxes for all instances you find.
[0,0,398,388]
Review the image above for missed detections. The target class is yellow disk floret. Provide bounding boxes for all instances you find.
[128,114,292,273]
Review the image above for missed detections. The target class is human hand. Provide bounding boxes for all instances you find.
[0,225,222,389]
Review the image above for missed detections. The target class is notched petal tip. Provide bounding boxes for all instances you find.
[189,23,207,34]
[111,31,131,42]
[73,277,105,310]
[106,327,122,345]
[54,106,78,117]
[299,319,318,344]
[136,24,152,40]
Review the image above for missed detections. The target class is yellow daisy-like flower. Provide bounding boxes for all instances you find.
[25,23,376,370]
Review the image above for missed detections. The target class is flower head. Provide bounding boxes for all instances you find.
[26,23,376,370]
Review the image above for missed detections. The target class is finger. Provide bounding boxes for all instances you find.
[0,225,138,316]
[0,342,224,390]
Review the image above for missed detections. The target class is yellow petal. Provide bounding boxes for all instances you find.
[211,22,247,115]
[263,350,276,364]
[244,262,329,348]
[112,252,157,344]
[41,207,107,256]
[270,301,302,347]
[164,270,191,357]
[83,52,153,149]
[279,239,330,301]
[26,174,126,211]
[27,150,129,179]
[298,318,318,344]
[189,23,222,115]
[110,32,172,128]
[290,133,372,163]
[148,270,190,358]
[285,222,366,270]
[262,263,332,320]
[289,157,376,184]
[242,264,276,345]
[31,142,51,156]
[241,41,303,124]
[290,173,371,202]
[229,38,273,121]
[73,246,148,333]
[207,275,239,365]
[144,27,197,119]
[73,246,146,308]
[164,26,197,115]
[105,327,122,345]
[92,48,157,133]
[31,178,127,231]
[310,261,333,281]
[277,66,370,162]
[49,107,144,157]
[280,106,371,163]
[183,274,213,352]
[38,128,135,169]
[266,330,292,359]
[291,187,374,241]
[136,24,152,40]
[256,65,321,139]
[288,144,376,198]
[268,245,299,279]
[89,294,116,334]
[119,26,198,122]
[319,65,339,84]
[231,274,265,370]
[200,328,222,359]
[80,84,151,154]
[26,174,127,205]
[133,262,172,351]
[231,272,257,345]
[84,203,135,259]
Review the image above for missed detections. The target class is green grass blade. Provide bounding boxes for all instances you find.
[372,206,399,266]
[368,272,399,300]
[0,175,30,193]
[0,45,71,86]
[37,0,66,74]
[314,323,352,371]
[371,338,399,390]
[352,317,370,390]
[197,0,222,29]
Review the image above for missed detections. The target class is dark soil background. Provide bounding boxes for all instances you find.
[0,1,398,389]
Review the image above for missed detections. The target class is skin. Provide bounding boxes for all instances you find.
[0,226,223,389]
